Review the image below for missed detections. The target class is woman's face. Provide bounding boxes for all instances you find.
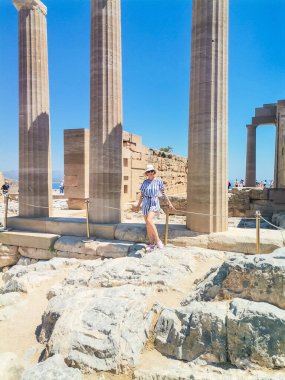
[146,170,155,180]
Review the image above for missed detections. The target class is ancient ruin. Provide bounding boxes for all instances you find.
[64,129,89,210]
[13,0,52,218]
[246,100,285,188]
[1,0,285,379]
[187,0,228,233]
[89,0,123,223]
[64,129,187,208]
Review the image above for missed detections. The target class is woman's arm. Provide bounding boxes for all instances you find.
[159,179,174,210]
[134,193,144,212]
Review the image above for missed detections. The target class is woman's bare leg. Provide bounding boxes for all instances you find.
[146,212,160,244]
[144,215,155,243]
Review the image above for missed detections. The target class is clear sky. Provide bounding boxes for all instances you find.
[0,0,285,181]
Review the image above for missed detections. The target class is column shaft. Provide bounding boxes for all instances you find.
[187,0,229,233]
[89,0,123,223]
[245,126,257,187]
[14,0,52,217]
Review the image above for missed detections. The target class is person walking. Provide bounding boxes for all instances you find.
[135,164,174,251]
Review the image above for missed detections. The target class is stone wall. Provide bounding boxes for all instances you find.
[122,131,187,202]
[228,188,285,217]
[63,130,188,207]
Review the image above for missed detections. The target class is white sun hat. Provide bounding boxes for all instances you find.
[145,164,156,173]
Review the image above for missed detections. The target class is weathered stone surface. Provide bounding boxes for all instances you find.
[0,352,23,380]
[1,258,79,294]
[18,246,54,260]
[0,255,19,269]
[228,299,285,369]
[0,231,59,250]
[50,248,196,296]
[273,212,285,229]
[0,244,19,268]
[17,257,38,266]
[0,292,26,321]
[183,252,285,309]
[208,229,284,254]
[21,354,82,380]
[155,298,285,369]
[134,366,285,380]
[39,285,154,373]
[155,301,228,364]
[54,236,135,259]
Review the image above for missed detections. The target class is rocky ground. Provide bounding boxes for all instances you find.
[1,244,285,379]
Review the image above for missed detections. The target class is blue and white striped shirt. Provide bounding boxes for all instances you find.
[139,178,165,215]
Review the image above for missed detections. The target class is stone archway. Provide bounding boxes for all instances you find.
[246,100,285,189]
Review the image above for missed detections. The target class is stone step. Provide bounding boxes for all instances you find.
[54,236,137,259]
[0,231,60,250]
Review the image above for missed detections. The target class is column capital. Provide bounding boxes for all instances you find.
[13,0,47,16]
[246,124,257,130]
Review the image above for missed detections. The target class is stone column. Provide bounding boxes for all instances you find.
[276,101,285,188]
[245,125,257,187]
[187,0,228,233]
[89,0,123,223]
[13,0,52,217]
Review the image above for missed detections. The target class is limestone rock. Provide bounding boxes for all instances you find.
[49,248,196,296]
[155,298,285,369]
[21,354,82,380]
[17,257,38,266]
[39,285,154,373]
[0,352,24,380]
[19,246,54,260]
[208,229,284,254]
[54,236,135,259]
[1,258,80,294]
[183,252,285,309]
[0,244,19,268]
[155,301,228,364]
[227,299,285,369]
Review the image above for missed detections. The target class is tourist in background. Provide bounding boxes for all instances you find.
[59,180,64,194]
[135,164,174,251]
[1,181,9,196]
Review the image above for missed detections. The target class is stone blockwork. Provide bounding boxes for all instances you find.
[64,129,187,207]
[228,188,285,217]
[64,129,89,210]
[122,131,187,202]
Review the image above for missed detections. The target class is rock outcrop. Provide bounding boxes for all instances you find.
[183,250,285,309]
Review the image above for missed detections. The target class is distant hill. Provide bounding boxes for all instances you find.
[3,170,64,182]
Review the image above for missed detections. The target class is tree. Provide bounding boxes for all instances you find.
[159,146,173,153]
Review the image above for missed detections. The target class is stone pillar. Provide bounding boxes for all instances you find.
[187,0,228,233]
[89,0,123,223]
[13,0,52,217]
[245,125,257,187]
[276,101,285,188]
[64,129,90,209]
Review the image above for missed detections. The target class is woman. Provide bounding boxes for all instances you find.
[135,164,174,250]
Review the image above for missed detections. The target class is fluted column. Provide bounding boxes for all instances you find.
[89,0,123,223]
[187,0,228,233]
[245,125,257,187]
[13,0,52,217]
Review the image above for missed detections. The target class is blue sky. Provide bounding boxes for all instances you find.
[0,0,284,181]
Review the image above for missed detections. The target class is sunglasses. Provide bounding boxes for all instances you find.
[146,170,154,174]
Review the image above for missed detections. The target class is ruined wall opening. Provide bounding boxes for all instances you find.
[256,125,276,186]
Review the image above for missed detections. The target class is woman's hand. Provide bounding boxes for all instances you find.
[168,202,175,211]
[133,205,140,213]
